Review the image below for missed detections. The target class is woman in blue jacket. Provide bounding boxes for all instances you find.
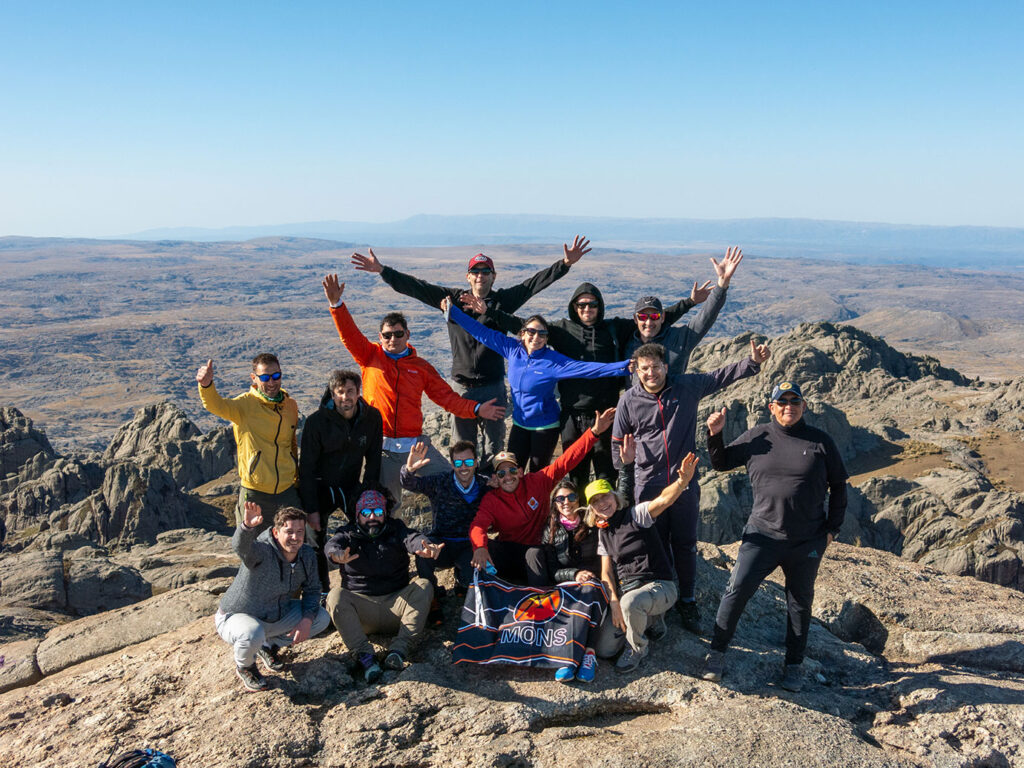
[442,295,630,471]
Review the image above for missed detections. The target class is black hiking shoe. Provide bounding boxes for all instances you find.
[236,664,268,692]
[678,601,701,635]
[781,663,804,692]
[702,650,725,682]
[358,652,383,684]
[383,650,406,671]
[256,644,285,672]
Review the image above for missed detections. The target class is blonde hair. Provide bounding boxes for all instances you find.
[584,492,628,526]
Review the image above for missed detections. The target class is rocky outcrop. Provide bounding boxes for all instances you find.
[0,457,104,535]
[103,402,234,491]
[111,528,237,591]
[0,407,56,494]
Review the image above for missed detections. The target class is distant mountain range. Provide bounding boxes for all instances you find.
[120,214,1024,267]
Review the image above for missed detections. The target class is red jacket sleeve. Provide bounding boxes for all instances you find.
[469,496,496,549]
[330,304,376,367]
[419,357,479,419]
[542,428,598,484]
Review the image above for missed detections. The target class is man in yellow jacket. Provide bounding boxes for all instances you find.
[197,353,301,533]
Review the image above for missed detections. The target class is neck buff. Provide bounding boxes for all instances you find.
[559,514,581,531]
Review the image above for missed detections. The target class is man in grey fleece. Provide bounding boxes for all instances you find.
[215,503,331,691]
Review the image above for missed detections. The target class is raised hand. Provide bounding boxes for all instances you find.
[196,359,214,387]
[440,296,452,314]
[592,407,616,435]
[486,473,501,489]
[288,616,313,645]
[710,246,743,288]
[351,248,383,274]
[322,273,345,305]
[406,442,431,473]
[459,292,486,315]
[749,338,771,364]
[562,235,591,266]
[242,501,263,529]
[690,279,714,304]
[706,407,727,436]
[618,433,636,465]
[676,452,699,487]
[575,569,596,584]
[414,541,445,560]
[477,398,506,421]
[329,546,359,566]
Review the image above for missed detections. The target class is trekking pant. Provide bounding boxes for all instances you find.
[416,538,474,589]
[380,435,449,510]
[488,540,546,586]
[592,611,626,659]
[235,486,303,535]
[560,409,617,490]
[642,475,700,601]
[710,529,828,665]
[619,579,678,653]
[507,424,561,473]
[215,601,331,668]
[452,380,508,467]
[326,578,433,658]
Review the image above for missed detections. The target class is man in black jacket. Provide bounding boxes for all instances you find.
[350,237,591,463]
[324,489,443,683]
[701,381,848,692]
[299,369,383,590]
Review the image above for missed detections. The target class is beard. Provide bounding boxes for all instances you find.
[360,520,385,537]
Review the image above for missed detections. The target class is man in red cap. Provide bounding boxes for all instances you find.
[350,237,591,464]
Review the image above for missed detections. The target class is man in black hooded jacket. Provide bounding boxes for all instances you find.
[485,281,707,487]
[299,369,383,590]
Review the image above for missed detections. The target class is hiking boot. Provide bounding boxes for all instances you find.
[427,597,444,626]
[255,644,285,672]
[678,601,701,635]
[646,612,668,641]
[554,666,576,683]
[235,664,268,692]
[780,663,804,692]
[576,651,597,683]
[614,645,648,674]
[358,652,383,684]
[383,650,406,671]
[701,650,725,682]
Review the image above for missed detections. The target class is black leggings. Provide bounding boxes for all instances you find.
[507,425,561,473]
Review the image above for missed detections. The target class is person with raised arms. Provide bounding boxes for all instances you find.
[196,353,300,534]
[443,294,631,472]
[322,274,504,506]
[350,237,591,463]
[701,382,848,692]
[612,338,770,635]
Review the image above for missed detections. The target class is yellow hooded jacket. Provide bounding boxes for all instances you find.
[198,383,299,495]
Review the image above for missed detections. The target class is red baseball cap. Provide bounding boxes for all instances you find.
[467,253,495,271]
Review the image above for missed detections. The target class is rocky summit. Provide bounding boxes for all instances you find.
[1,322,1023,767]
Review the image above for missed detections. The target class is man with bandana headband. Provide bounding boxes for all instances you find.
[324,490,444,682]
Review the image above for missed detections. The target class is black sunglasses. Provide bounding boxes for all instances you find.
[453,458,476,468]
[523,327,549,337]
[381,330,406,340]
[774,397,803,406]
[576,300,599,309]
[495,467,519,478]
[554,492,578,504]
[469,267,494,275]
[256,371,282,382]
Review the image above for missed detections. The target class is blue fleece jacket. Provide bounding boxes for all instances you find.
[446,303,630,429]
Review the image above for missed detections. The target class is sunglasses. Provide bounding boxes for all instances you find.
[495,467,519,478]
[635,312,662,322]
[554,492,578,504]
[453,458,476,468]
[774,397,803,406]
[576,301,599,310]
[380,330,406,340]
[359,507,385,518]
[523,327,549,337]
[468,268,494,275]
[256,371,282,382]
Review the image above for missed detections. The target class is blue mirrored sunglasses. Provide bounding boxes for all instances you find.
[256,371,282,382]
[453,458,476,468]
[359,507,385,518]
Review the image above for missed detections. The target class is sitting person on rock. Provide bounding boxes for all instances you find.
[530,477,626,683]
[701,381,848,692]
[594,441,699,674]
[324,489,444,683]
[401,439,494,624]
[215,503,331,692]
[469,407,616,585]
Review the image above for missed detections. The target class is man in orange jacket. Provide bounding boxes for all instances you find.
[323,274,505,506]
[469,406,615,585]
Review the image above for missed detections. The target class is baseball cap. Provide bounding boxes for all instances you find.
[634,296,663,315]
[491,450,518,470]
[467,253,495,271]
[584,478,615,503]
[770,381,803,401]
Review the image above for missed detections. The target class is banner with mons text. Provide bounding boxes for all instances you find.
[452,573,608,668]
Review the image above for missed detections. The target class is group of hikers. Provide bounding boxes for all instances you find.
[199,236,848,693]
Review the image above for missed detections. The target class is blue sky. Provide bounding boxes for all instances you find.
[1,1,1022,236]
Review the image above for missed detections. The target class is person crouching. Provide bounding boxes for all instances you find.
[324,489,444,683]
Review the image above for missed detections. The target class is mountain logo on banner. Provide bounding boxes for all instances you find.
[513,590,562,623]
